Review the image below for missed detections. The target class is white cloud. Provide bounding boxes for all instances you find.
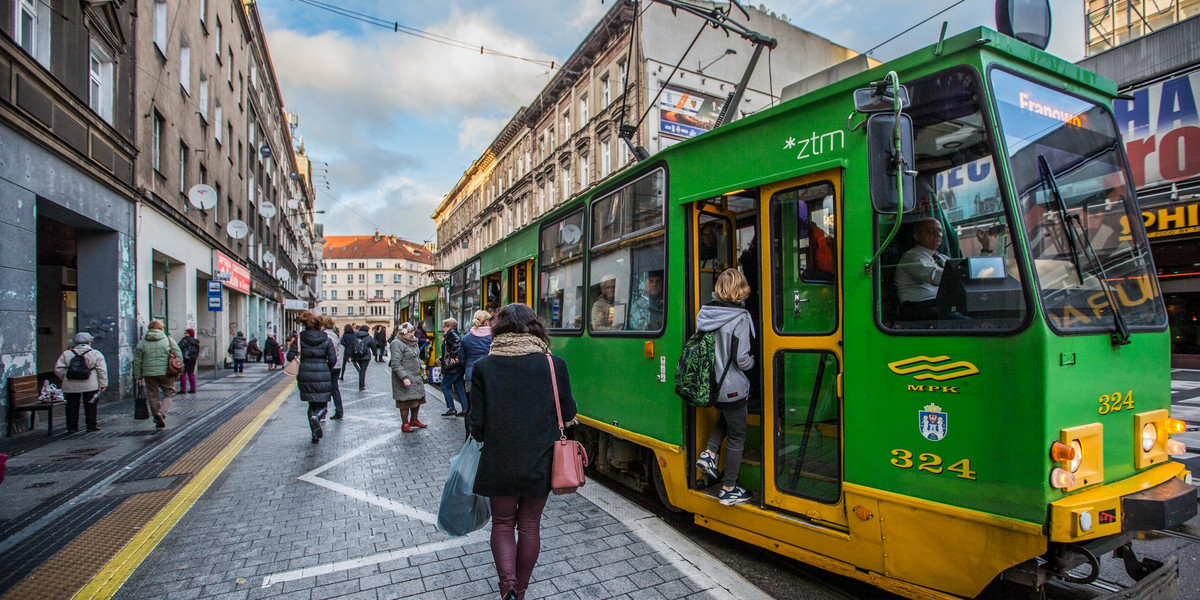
[317,174,441,241]
[457,116,511,153]
[569,0,609,30]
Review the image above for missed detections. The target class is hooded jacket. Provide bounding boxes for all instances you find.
[297,328,337,403]
[695,301,755,403]
[227,333,248,360]
[133,329,182,379]
[461,326,493,380]
[54,343,108,393]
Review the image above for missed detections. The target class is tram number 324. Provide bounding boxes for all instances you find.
[890,450,978,480]
[1098,390,1135,415]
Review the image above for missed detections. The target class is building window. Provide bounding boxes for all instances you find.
[331,307,337,316]
[409,275,414,284]
[16,0,50,67]
[562,166,571,199]
[394,290,402,299]
[199,0,207,24]
[322,274,327,283]
[331,274,337,283]
[179,143,188,194]
[152,112,165,172]
[153,1,168,54]
[375,290,384,299]
[331,262,337,269]
[198,74,209,122]
[563,111,570,135]
[358,290,365,299]
[358,274,365,283]
[601,137,611,177]
[579,154,589,188]
[88,41,114,123]
[602,75,611,107]
[376,261,382,268]
[321,306,327,314]
[358,262,365,269]
[321,290,327,299]
[214,21,222,57]
[393,274,401,283]
[179,38,191,93]
[580,95,588,125]
[214,103,224,144]
[199,163,207,185]
[375,274,383,284]
[330,290,337,299]
[395,263,402,269]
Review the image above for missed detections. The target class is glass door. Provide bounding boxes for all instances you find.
[508,260,533,307]
[760,171,846,527]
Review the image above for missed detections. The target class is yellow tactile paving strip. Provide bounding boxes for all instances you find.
[1,379,296,600]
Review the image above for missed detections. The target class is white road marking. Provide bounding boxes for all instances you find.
[1171,380,1200,391]
[260,531,489,587]
[578,483,772,600]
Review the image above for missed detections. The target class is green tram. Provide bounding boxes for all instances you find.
[438,27,1196,599]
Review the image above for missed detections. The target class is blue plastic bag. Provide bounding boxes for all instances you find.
[437,438,490,536]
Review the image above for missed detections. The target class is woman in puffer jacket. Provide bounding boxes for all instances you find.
[295,311,337,444]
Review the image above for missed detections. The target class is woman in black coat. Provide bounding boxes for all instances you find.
[262,334,282,371]
[469,304,575,600]
[296,311,337,444]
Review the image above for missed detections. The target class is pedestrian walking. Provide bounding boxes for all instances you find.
[339,324,355,381]
[53,332,108,433]
[461,309,493,415]
[227,331,248,377]
[322,316,344,420]
[177,328,201,393]
[133,319,183,430]
[439,318,467,416]
[296,311,337,444]
[262,333,281,371]
[285,331,298,362]
[350,325,376,391]
[373,325,389,362]
[389,322,427,433]
[694,268,756,505]
[469,303,576,600]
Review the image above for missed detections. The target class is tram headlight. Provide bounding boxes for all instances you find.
[1166,439,1186,456]
[1165,418,1186,435]
[1050,467,1076,489]
[1141,423,1158,452]
[1069,439,1083,473]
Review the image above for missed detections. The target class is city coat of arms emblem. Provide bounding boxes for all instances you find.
[919,403,948,441]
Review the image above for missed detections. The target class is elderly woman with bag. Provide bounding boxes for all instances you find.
[389,322,427,433]
[469,304,576,600]
[296,311,337,444]
[133,320,183,430]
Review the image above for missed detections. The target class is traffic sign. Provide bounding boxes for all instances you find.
[207,280,223,312]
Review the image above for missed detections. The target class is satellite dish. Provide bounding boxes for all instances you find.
[286,198,299,210]
[263,251,275,265]
[188,184,218,210]
[227,219,249,239]
[259,145,273,159]
[260,202,277,219]
[276,268,291,281]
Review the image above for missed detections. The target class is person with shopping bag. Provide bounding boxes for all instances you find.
[468,303,576,600]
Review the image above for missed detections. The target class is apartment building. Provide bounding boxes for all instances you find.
[134,0,320,361]
[432,0,862,270]
[320,234,435,334]
[1,0,140,427]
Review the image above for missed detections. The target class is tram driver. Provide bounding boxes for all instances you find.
[894,217,994,321]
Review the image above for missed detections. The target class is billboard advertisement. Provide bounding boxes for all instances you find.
[658,86,724,139]
[1114,69,1200,189]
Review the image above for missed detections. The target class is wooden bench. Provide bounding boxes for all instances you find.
[7,375,64,437]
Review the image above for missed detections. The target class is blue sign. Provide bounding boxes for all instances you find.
[207,280,223,312]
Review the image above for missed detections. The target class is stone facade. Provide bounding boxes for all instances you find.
[319,235,435,335]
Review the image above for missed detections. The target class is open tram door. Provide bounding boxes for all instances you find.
[507,259,534,307]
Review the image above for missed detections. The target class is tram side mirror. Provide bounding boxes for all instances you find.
[854,85,910,113]
[867,113,916,214]
[995,0,1052,50]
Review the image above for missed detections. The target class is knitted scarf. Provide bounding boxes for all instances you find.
[488,333,548,356]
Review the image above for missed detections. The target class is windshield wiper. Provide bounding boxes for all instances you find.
[1037,155,1131,346]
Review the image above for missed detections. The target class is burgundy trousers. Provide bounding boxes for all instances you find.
[488,496,548,599]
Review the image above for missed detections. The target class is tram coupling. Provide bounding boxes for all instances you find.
[1001,533,1180,599]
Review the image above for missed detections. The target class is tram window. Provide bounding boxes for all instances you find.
[539,209,586,331]
[589,168,667,334]
[770,182,837,334]
[876,67,1027,333]
[774,351,840,504]
[698,214,732,304]
[448,268,464,330]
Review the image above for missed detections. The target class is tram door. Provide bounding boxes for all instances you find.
[759,172,845,527]
[508,259,533,307]
[483,273,502,312]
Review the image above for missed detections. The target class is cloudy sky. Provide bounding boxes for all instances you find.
[258,0,1086,244]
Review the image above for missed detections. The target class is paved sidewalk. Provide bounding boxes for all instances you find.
[106,358,770,600]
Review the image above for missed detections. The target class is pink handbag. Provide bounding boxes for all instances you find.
[547,354,587,494]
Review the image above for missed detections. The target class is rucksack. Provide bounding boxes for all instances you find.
[674,330,739,407]
[66,349,92,380]
[419,342,432,362]
[351,336,370,359]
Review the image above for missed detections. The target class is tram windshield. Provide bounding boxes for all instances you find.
[990,69,1167,333]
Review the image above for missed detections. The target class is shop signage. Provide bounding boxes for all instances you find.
[658,86,724,139]
[1114,69,1200,189]
[213,251,251,294]
[1134,201,1200,239]
[284,299,308,310]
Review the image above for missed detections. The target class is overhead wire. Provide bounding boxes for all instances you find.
[289,0,558,69]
